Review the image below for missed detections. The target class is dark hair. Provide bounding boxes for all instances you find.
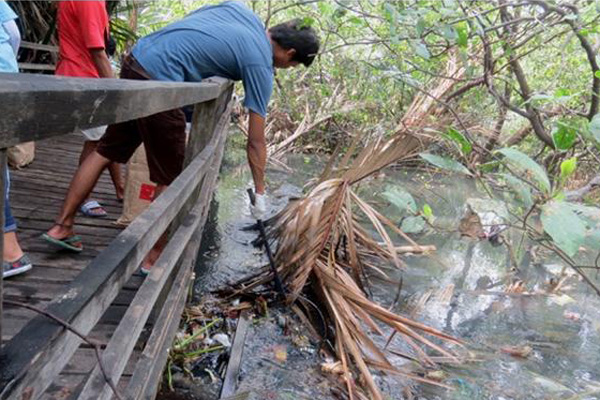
[269,19,320,67]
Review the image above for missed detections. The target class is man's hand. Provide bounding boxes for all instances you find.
[250,192,268,220]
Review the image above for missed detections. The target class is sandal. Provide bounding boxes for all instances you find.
[80,200,107,218]
[42,223,83,253]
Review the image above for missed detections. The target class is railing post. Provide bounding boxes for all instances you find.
[0,150,5,344]
[185,80,233,166]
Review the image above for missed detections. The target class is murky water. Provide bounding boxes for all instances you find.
[189,140,600,400]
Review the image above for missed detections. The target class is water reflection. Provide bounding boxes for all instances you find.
[192,145,600,399]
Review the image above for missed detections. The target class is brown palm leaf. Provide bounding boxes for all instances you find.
[230,52,466,399]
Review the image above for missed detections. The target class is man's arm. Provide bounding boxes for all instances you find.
[89,48,113,78]
[246,111,267,194]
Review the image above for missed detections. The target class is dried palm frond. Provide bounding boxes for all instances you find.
[230,52,466,399]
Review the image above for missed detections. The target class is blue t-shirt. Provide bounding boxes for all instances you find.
[133,1,273,117]
[0,0,18,73]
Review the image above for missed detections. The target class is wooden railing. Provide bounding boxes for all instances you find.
[18,41,58,72]
[0,73,234,400]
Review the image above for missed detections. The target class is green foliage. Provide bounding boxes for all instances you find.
[401,216,426,233]
[552,122,577,150]
[559,157,577,183]
[540,201,597,257]
[501,173,534,209]
[419,153,472,176]
[496,148,551,194]
[422,204,434,222]
[455,22,469,47]
[443,128,472,155]
[588,114,600,144]
[383,187,417,215]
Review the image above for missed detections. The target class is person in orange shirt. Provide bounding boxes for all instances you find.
[55,0,123,217]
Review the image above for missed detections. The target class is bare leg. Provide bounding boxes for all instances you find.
[141,184,168,271]
[4,231,23,262]
[79,140,98,166]
[108,162,124,201]
[47,151,112,239]
[82,140,124,202]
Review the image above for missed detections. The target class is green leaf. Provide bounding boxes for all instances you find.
[348,16,362,25]
[419,153,472,175]
[401,216,426,233]
[588,114,600,143]
[300,17,315,28]
[416,18,426,36]
[455,22,468,47]
[552,122,577,150]
[443,127,472,154]
[559,157,577,182]
[496,148,551,193]
[441,25,458,40]
[422,204,434,221]
[541,201,587,257]
[501,173,533,208]
[478,160,500,172]
[383,187,417,214]
[569,204,600,252]
[411,40,430,59]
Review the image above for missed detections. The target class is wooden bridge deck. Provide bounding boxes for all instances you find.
[3,133,146,399]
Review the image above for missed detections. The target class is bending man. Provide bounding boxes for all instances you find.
[43,0,320,273]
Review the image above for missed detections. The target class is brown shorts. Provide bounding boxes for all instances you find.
[96,55,186,186]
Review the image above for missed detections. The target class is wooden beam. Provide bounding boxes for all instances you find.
[0,119,225,399]
[123,258,191,400]
[126,96,231,400]
[0,74,231,149]
[19,41,58,53]
[76,174,218,400]
[18,63,55,71]
[220,311,251,399]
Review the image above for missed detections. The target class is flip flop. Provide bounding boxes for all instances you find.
[41,233,83,253]
[80,200,107,218]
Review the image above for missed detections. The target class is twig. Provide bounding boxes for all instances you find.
[3,299,123,400]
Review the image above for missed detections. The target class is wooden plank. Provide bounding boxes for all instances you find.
[19,41,58,53]
[126,98,231,400]
[219,311,251,399]
[0,75,232,148]
[80,94,233,399]
[40,374,130,400]
[18,63,56,71]
[124,259,192,400]
[0,122,225,399]
[77,188,215,399]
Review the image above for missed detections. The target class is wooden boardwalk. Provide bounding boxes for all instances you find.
[1,73,233,400]
[3,133,146,399]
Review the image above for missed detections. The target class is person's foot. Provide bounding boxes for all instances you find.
[4,231,24,261]
[140,246,162,275]
[116,185,125,203]
[3,254,32,278]
[42,223,83,252]
[80,200,107,218]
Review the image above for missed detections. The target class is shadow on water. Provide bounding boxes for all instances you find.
[180,140,600,400]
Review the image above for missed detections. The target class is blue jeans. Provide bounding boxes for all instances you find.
[4,169,16,233]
